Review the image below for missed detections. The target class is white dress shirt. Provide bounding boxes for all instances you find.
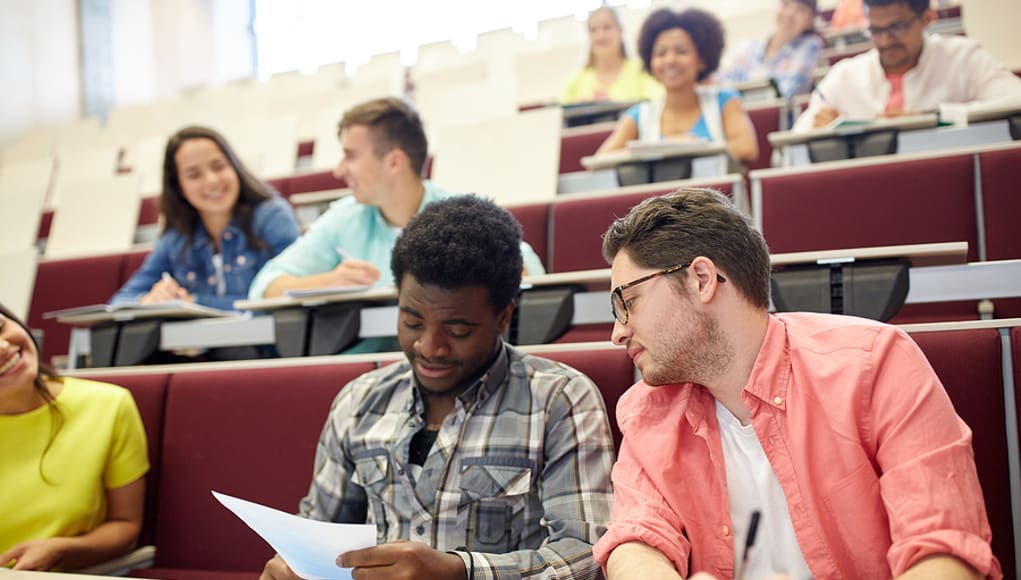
[794,33,1021,131]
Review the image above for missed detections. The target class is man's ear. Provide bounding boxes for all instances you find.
[385,147,407,173]
[496,301,515,334]
[689,256,723,303]
[920,7,937,27]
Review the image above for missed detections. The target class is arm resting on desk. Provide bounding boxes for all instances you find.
[722,98,759,163]
[896,555,982,580]
[597,115,640,154]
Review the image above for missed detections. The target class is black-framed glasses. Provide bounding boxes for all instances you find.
[866,17,917,40]
[611,262,726,325]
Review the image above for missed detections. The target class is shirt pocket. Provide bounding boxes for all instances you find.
[353,449,391,536]
[458,456,534,553]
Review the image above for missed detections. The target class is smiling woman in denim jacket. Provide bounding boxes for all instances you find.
[111,126,300,310]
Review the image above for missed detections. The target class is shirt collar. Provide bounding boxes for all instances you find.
[742,314,792,405]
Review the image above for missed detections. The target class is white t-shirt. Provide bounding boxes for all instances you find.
[715,400,813,580]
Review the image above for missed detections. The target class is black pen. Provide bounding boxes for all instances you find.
[737,510,761,580]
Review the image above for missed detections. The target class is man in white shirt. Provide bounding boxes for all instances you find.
[794,0,1021,130]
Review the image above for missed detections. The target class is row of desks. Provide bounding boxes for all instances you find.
[53,242,1021,368]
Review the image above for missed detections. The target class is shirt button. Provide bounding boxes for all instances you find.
[722,524,730,536]
[208,276,216,284]
[397,468,405,475]
[186,271,196,282]
[224,264,232,272]
[223,232,233,240]
[415,525,425,535]
[773,396,783,405]
[237,255,247,265]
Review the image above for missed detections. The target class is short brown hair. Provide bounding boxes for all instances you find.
[602,188,771,309]
[638,8,725,82]
[339,97,428,176]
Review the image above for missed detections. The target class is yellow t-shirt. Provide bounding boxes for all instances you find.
[560,58,664,104]
[0,377,149,555]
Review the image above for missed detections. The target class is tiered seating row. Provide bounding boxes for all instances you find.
[68,320,1019,579]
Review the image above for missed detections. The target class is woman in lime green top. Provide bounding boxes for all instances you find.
[0,304,148,571]
[560,6,664,104]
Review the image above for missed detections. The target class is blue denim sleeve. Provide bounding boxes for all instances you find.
[109,234,178,304]
[255,196,301,257]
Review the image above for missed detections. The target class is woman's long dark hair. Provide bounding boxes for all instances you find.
[0,303,63,481]
[160,125,274,252]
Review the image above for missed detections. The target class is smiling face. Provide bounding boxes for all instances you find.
[650,27,702,91]
[174,138,241,222]
[0,312,40,408]
[397,274,513,396]
[776,0,815,37]
[334,125,394,207]
[609,251,730,386]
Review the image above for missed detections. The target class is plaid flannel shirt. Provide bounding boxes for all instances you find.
[298,343,615,579]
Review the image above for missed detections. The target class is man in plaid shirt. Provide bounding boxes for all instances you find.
[260,195,615,580]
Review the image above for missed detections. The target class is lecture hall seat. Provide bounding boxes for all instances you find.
[908,328,1016,579]
[135,362,375,578]
[978,146,1021,318]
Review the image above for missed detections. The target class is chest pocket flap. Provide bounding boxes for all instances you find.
[459,456,534,502]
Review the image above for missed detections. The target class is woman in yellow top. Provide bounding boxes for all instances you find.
[0,303,148,571]
[560,6,664,104]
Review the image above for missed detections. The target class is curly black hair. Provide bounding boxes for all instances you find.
[391,195,523,312]
[637,7,725,82]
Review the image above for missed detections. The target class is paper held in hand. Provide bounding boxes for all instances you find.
[212,491,376,580]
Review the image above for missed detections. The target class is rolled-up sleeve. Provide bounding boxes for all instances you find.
[869,327,1001,578]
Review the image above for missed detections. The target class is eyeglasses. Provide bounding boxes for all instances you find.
[866,17,917,40]
[611,262,727,325]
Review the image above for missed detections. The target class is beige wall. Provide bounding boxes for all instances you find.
[0,0,80,143]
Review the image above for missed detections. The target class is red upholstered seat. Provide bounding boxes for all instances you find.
[551,181,735,273]
[149,362,375,573]
[908,328,1015,578]
[121,248,152,285]
[759,154,979,260]
[28,254,129,364]
[745,103,782,171]
[559,127,613,174]
[86,372,170,547]
[507,202,550,271]
[530,345,635,452]
[759,153,982,323]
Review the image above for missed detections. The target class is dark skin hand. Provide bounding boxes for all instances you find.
[338,541,467,580]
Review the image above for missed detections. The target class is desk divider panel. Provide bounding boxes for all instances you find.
[758,154,979,261]
[551,180,734,273]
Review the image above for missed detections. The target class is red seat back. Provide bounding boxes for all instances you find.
[152,362,375,571]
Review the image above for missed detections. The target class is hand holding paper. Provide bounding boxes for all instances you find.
[212,491,375,580]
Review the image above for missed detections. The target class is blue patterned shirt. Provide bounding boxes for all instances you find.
[718,33,824,98]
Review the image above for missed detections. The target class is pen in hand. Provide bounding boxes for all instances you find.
[736,510,761,580]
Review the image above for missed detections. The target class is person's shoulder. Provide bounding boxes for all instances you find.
[59,377,135,405]
[334,359,413,410]
[316,195,372,227]
[777,312,896,356]
[716,86,742,103]
[514,348,597,385]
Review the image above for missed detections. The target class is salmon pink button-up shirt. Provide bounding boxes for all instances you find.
[594,313,1001,579]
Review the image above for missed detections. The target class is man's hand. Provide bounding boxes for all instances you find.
[0,537,72,571]
[338,540,467,580]
[328,259,381,287]
[259,555,303,580]
[811,106,840,128]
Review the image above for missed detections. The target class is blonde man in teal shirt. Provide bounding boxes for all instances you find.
[249,98,544,300]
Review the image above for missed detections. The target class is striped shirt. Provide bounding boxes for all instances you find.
[298,343,615,579]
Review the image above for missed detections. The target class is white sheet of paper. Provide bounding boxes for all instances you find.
[212,491,376,580]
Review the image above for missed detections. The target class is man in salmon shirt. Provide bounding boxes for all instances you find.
[592,187,1001,579]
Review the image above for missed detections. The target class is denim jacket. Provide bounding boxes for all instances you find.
[111,196,299,310]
